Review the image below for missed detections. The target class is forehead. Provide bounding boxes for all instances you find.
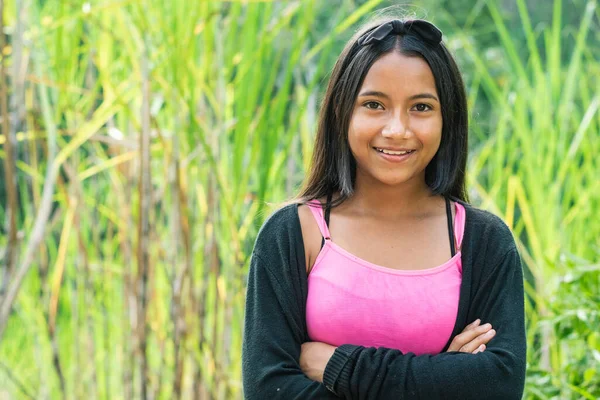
[360,51,437,93]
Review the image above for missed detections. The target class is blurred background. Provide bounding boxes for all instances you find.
[0,0,599,398]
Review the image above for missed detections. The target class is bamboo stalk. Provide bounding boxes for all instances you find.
[167,108,182,398]
[49,323,67,398]
[123,120,136,400]
[177,154,193,398]
[137,42,152,400]
[205,175,220,398]
[170,109,188,399]
[47,186,76,398]
[63,159,98,397]
[106,116,136,400]
[0,0,18,297]
[0,59,58,342]
[193,69,209,400]
[9,0,26,137]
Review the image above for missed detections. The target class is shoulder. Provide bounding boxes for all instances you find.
[455,202,525,289]
[252,202,303,260]
[459,201,518,259]
[250,202,310,290]
[259,202,300,230]
[255,203,301,240]
[297,202,321,242]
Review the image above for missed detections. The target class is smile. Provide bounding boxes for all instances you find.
[373,147,416,162]
[374,148,415,155]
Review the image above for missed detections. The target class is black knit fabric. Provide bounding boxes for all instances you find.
[242,200,526,399]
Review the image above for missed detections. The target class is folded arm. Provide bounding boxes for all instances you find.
[323,249,527,400]
[242,252,338,399]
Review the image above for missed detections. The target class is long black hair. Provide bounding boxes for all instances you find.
[290,17,469,209]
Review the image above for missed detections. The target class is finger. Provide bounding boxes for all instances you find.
[457,323,492,343]
[464,319,481,331]
[459,329,496,353]
[448,324,493,352]
[472,344,486,354]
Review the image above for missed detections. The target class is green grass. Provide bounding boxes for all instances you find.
[457,0,600,396]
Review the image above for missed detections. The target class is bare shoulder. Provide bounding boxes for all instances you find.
[297,203,324,274]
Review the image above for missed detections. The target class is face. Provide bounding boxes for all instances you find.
[347,51,443,189]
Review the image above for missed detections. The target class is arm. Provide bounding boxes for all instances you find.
[242,252,338,399]
[323,248,527,400]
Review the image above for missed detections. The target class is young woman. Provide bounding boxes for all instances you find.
[242,17,526,399]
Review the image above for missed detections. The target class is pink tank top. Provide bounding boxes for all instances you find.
[305,200,465,355]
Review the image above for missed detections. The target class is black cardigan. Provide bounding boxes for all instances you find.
[242,200,526,399]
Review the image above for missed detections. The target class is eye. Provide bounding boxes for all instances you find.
[413,103,432,112]
[363,101,383,110]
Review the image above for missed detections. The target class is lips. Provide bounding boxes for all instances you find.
[373,147,416,155]
[373,147,416,163]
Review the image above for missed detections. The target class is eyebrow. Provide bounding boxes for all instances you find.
[358,90,439,102]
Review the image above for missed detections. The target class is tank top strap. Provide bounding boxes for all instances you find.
[306,199,332,240]
[445,197,456,256]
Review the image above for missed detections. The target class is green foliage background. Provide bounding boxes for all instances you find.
[0,0,599,398]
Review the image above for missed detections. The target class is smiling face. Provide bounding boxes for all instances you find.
[348,50,443,190]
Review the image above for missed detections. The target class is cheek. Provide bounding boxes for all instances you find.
[349,115,367,137]
[347,129,360,158]
[348,115,368,149]
[349,113,380,143]
[417,119,443,149]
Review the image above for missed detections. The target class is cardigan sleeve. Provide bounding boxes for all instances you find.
[323,248,527,400]
[242,208,338,399]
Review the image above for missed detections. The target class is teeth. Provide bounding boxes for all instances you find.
[377,148,412,155]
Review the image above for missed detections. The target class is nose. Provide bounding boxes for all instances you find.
[381,111,410,138]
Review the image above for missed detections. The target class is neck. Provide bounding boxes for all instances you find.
[346,173,438,219]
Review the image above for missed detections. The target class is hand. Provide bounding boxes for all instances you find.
[446,319,496,354]
[299,342,337,382]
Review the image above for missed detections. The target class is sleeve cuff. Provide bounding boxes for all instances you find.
[322,344,360,395]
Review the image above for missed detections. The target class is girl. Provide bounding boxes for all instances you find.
[242,17,526,399]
